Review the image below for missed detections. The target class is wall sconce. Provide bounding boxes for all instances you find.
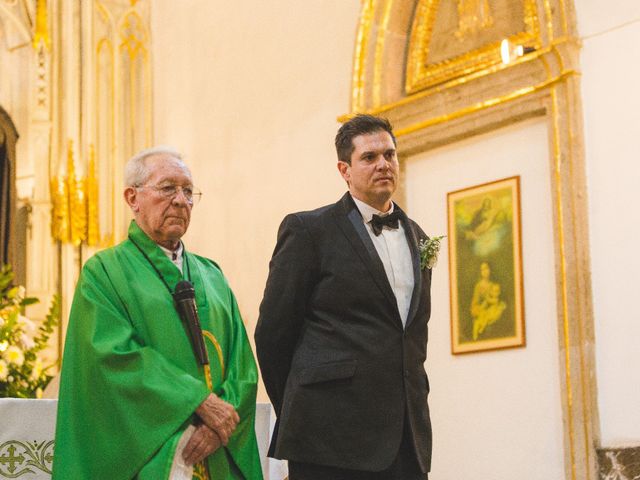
[500,38,535,64]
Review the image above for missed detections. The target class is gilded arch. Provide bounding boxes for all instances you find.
[343,1,598,479]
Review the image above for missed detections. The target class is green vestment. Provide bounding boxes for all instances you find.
[52,222,263,479]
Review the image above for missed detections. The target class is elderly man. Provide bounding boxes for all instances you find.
[53,147,262,479]
[256,115,432,479]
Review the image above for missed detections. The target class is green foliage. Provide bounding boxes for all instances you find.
[419,235,446,270]
[0,265,60,398]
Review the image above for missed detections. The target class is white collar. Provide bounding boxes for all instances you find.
[158,242,183,262]
[351,194,395,223]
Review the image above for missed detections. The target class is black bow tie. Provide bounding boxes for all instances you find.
[370,211,401,236]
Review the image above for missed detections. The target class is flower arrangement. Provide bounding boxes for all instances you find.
[0,265,59,398]
[419,235,446,270]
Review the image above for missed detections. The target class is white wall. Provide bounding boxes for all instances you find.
[406,119,564,479]
[576,0,640,446]
[151,1,361,384]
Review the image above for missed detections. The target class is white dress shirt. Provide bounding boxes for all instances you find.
[352,195,415,326]
[159,242,184,273]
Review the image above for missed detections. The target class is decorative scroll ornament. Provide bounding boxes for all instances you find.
[0,440,54,478]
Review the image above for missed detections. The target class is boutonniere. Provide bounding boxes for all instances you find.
[419,235,445,270]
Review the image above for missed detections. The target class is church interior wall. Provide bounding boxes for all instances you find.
[1,0,633,476]
[151,0,362,356]
[576,0,640,447]
[150,0,640,471]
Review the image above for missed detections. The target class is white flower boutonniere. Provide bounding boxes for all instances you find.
[419,235,445,270]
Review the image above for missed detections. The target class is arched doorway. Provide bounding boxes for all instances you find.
[0,105,18,270]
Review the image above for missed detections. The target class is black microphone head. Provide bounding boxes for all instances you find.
[173,280,195,301]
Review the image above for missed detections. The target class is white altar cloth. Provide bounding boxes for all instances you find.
[0,399,286,479]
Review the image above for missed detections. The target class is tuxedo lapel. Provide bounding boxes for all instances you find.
[333,194,400,318]
[400,212,423,328]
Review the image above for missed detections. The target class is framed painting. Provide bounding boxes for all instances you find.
[447,176,525,354]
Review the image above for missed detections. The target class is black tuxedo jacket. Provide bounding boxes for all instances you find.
[255,193,432,472]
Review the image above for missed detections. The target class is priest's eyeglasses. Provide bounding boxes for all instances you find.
[136,184,202,205]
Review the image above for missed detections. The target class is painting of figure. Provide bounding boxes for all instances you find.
[447,176,525,354]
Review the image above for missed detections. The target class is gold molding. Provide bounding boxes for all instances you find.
[50,177,69,244]
[339,38,577,122]
[395,69,577,137]
[372,0,394,107]
[405,0,541,94]
[32,0,51,50]
[86,145,100,247]
[66,142,87,247]
[352,0,376,112]
[50,141,99,247]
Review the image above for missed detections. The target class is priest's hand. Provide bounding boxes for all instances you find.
[182,423,222,466]
[195,393,239,445]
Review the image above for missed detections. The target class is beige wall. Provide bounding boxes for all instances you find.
[151,1,361,391]
[576,0,640,446]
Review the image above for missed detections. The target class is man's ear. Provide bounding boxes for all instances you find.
[124,187,139,212]
[337,161,350,185]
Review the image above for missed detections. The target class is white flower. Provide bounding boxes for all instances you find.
[17,315,36,333]
[21,333,36,350]
[0,340,8,353]
[419,235,446,270]
[4,345,25,366]
[0,360,8,381]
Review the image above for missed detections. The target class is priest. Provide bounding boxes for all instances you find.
[52,147,263,480]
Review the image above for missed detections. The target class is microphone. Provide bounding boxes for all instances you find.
[173,280,209,366]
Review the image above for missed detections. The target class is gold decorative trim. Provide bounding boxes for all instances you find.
[405,0,541,94]
[32,0,51,50]
[50,177,69,243]
[202,330,225,380]
[394,70,577,137]
[50,141,99,246]
[339,39,575,122]
[352,0,376,112]
[86,145,100,246]
[372,0,394,107]
[66,142,87,246]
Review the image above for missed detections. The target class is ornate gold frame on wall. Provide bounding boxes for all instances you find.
[406,0,541,93]
[342,1,598,480]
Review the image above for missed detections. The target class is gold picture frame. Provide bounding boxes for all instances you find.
[405,0,541,94]
[447,176,525,354]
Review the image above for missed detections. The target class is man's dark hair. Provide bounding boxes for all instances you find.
[335,114,396,165]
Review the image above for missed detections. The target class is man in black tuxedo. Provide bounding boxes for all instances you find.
[255,114,432,479]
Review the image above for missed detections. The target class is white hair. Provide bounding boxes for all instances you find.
[124,146,191,187]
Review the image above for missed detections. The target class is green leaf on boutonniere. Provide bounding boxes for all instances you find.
[419,235,446,270]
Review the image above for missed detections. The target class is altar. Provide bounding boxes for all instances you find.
[0,399,285,479]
